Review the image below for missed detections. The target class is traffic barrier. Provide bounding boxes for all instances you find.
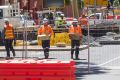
[117,15,120,19]
[106,16,114,19]
[0,60,76,80]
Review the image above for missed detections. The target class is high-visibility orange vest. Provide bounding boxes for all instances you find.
[4,24,14,39]
[38,25,53,35]
[69,25,82,37]
[79,17,88,26]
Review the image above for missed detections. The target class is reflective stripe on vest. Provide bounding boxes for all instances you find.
[69,25,80,34]
[4,24,14,39]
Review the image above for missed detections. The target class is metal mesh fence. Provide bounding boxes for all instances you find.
[0,18,120,73]
[88,19,120,68]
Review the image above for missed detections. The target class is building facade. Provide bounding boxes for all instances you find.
[0,0,5,5]
[0,0,73,17]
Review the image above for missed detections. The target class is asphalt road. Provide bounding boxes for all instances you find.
[1,45,120,80]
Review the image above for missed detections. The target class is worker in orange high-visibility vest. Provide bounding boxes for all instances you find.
[38,20,53,59]
[78,14,88,27]
[69,22,83,60]
[2,19,16,59]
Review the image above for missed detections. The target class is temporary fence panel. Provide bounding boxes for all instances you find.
[85,18,120,71]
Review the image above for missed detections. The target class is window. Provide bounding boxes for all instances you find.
[0,9,3,19]
[10,9,19,16]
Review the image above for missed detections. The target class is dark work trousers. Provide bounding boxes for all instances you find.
[4,39,15,57]
[71,40,80,59]
[42,40,50,59]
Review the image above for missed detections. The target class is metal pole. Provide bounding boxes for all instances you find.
[25,20,28,59]
[94,0,97,27]
[87,7,90,73]
[22,19,28,59]
[22,19,25,59]
[87,0,91,73]
[18,2,20,16]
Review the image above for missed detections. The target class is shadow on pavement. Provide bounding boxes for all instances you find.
[75,61,108,80]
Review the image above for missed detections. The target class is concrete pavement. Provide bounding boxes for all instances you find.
[0,45,88,51]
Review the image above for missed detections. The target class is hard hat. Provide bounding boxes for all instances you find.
[72,21,77,24]
[43,18,49,24]
[4,18,9,23]
[60,14,64,16]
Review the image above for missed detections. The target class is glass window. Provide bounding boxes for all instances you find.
[96,14,100,19]
[0,9,3,19]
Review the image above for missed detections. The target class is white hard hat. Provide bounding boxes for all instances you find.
[60,14,64,16]
[72,21,78,24]
[4,18,9,23]
[43,18,49,24]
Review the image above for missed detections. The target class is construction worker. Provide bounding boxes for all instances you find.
[59,14,65,25]
[38,20,53,59]
[2,19,16,59]
[69,22,82,60]
[55,14,65,28]
[78,14,88,27]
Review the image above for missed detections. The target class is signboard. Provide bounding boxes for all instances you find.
[84,0,108,6]
[43,0,65,8]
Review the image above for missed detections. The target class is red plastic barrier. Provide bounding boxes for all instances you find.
[106,15,114,19]
[0,60,76,80]
[117,15,120,19]
[0,76,75,80]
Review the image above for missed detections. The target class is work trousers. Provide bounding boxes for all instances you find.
[4,39,15,57]
[42,40,50,59]
[71,40,80,59]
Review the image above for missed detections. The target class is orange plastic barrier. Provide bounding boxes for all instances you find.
[0,60,76,80]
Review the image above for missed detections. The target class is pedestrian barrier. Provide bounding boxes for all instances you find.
[0,60,76,80]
